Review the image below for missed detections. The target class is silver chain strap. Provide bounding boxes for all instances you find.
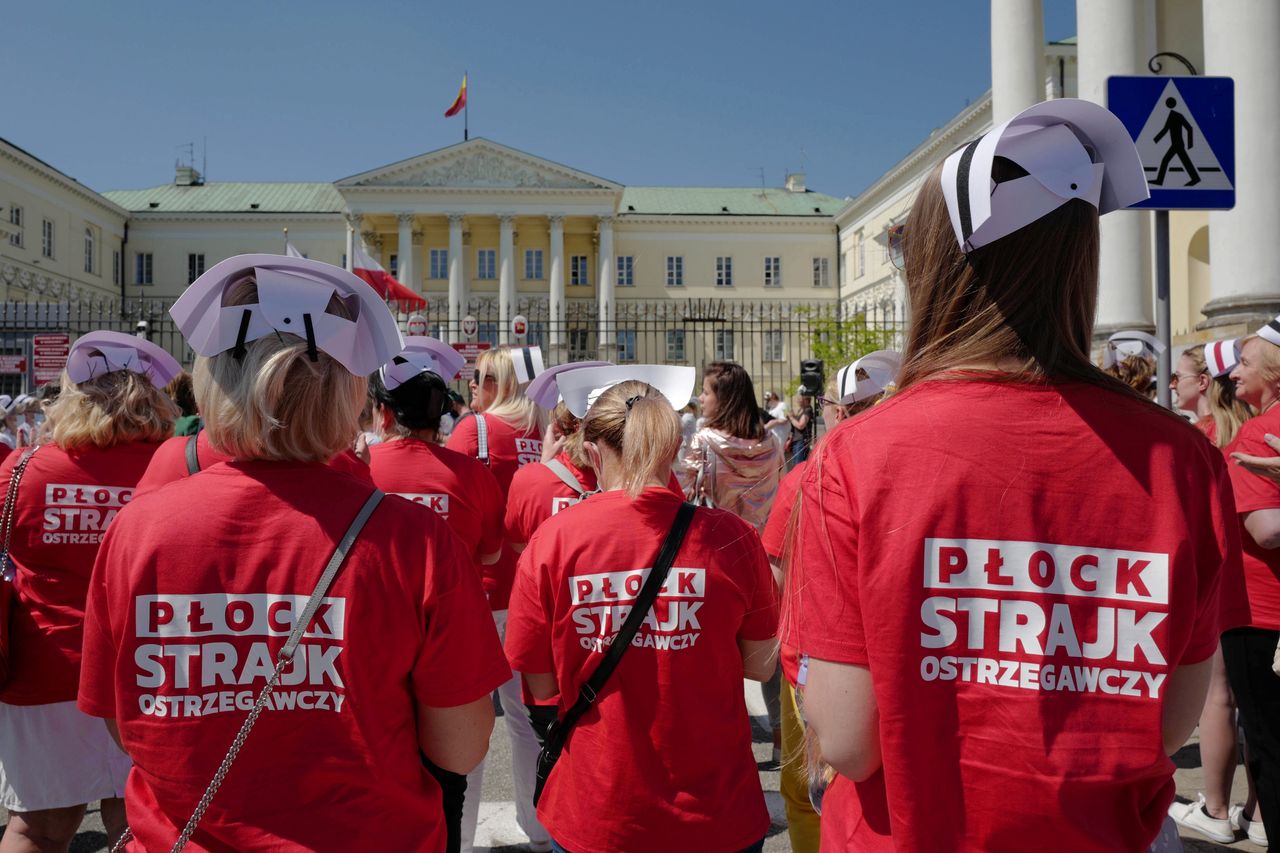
[108,489,384,853]
[0,445,40,578]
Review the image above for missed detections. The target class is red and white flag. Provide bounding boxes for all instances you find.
[353,243,426,310]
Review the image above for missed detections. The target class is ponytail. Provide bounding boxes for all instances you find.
[582,380,682,498]
[551,401,591,469]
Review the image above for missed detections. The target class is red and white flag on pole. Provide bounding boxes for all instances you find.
[353,243,426,310]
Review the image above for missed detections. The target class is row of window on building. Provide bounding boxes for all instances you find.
[131,248,833,289]
[443,322,786,364]
[7,206,128,286]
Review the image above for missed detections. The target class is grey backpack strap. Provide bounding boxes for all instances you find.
[475,414,490,466]
[184,430,201,476]
[544,458,588,497]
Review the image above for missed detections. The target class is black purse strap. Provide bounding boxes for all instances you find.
[185,429,201,476]
[544,501,696,759]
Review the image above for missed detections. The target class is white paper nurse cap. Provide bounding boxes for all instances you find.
[170,254,403,377]
[834,350,901,405]
[66,331,182,388]
[380,336,466,390]
[1204,338,1240,378]
[524,360,613,410]
[1257,315,1280,348]
[941,99,1149,252]
[555,364,696,418]
[510,346,545,385]
[1103,330,1165,368]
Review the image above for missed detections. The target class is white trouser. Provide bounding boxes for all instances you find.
[460,609,550,852]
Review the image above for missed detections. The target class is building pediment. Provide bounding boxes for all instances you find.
[336,139,621,192]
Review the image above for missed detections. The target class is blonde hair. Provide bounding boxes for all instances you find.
[193,275,366,462]
[551,401,591,469]
[1184,343,1254,448]
[46,369,178,452]
[475,347,545,436]
[582,381,681,498]
[1103,355,1156,398]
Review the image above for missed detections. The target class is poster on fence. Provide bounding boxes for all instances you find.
[451,342,492,381]
[33,333,70,386]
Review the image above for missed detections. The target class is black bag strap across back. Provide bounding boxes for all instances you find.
[532,501,697,806]
[185,427,202,476]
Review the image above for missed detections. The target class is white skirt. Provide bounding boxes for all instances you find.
[0,700,131,812]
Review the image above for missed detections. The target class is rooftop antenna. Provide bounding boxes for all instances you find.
[202,136,207,180]
[758,166,767,197]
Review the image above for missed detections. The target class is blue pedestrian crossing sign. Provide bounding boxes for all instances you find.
[1107,76,1234,210]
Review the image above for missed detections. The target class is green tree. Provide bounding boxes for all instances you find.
[786,308,899,397]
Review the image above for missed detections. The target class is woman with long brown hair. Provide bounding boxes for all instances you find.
[784,100,1245,852]
[680,361,783,532]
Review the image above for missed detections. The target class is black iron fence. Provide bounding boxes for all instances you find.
[0,297,904,400]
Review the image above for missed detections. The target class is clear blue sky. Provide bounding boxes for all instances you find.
[6,0,1076,200]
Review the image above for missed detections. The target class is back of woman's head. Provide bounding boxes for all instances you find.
[551,401,590,468]
[165,371,197,418]
[898,158,1120,393]
[47,369,178,452]
[1186,343,1256,446]
[823,367,883,419]
[582,380,681,498]
[476,347,544,435]
[193,274,366,462]
[370,368,449,436]
[704,361,764,440]
[1103,355,1156,397]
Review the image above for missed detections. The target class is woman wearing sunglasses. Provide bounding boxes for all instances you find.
[785,100,1247,852]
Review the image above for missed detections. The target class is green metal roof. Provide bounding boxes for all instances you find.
[619,186,845,217]
[102,182,344,214]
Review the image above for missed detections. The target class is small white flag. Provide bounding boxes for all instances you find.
[285,241,305,259]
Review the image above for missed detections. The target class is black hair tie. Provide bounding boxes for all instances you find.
[625,395,643,411]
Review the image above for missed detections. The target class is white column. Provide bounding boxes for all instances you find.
[1202,0,1280,328]
[344,214,362,270]
[1077,0,1152,337]
[448,214,465,343]
[991,0,1045,123]
[396,213,415,288]
[548,215,565,352]
[596,215,615,359]
[499,214,516,345]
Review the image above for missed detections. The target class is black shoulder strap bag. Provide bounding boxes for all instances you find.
[531,501,696,807]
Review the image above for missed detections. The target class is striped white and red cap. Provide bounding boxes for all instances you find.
[1257,317,1280,348]
[1203,338,1240,378]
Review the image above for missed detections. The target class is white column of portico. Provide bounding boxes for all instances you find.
[596,216,615,360]
[344,214,362,271]
[1077,0,1152,338]
[548,215,565,354]
[499,214,516,345]
[1201,0,1280,329]
[396,214,415,289]
[448,214,465,343]
[991,0,1045,123]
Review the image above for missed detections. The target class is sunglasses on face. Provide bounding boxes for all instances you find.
[888,223,906,271]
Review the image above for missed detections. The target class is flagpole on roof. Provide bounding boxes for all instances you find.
[464,70,469,141]
[282,226,288,254]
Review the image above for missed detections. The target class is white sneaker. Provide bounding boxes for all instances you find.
[1237,810,1269,847]
[1168,794,1236,844]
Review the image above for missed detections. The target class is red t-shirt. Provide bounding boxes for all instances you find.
[0,441,160,705]
[1223,406,1280,629]
[761,461,805,686]
[134,431,371,496]
[506,487,777,853]
[505,453,598,546]
[783,378,1244,853]
[446,413,543,609]
[367,439,505,568]
[1196,415,1217,445]
[77,460,510,853]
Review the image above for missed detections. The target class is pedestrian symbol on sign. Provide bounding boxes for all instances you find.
[1150,98,1199,186]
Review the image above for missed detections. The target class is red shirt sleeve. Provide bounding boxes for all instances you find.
[77,537,119,719]
[134,437,185,496]
[1226,424,1280,513]
[737,521,780,642]
[761,464,803,560]
[505,544,554,675]
[782,442,868,665]
[412,521,511,707]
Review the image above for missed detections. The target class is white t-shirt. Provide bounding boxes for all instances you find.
[766,402,789,448]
